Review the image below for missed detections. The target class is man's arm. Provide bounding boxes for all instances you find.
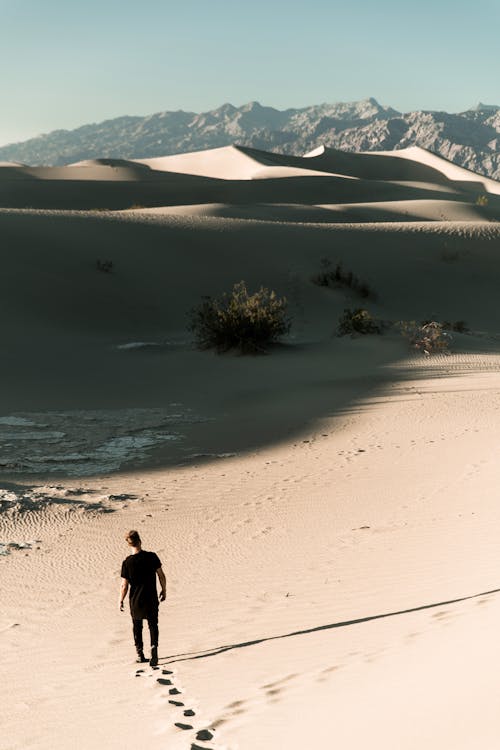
[119,577,129,611]
[157,567,167,602]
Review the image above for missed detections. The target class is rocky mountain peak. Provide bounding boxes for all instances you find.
[1,99,499,181]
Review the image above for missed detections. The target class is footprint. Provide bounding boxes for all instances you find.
[169,700,184,707]
[175,722,193,730]
[157,678,172,685]
[169,687,182,695]
[196,729,214,741]
[266,688,281,698]
[432,610,450,619]
[184,709,196,717]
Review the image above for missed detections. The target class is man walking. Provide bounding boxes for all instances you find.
[120,530,166,666]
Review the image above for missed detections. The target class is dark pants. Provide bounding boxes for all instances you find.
[132,612,159,652]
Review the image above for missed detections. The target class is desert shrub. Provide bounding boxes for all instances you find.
[476,194,489,206]
[399,321,451,355]
[422,319,469,333]
[440,249,460,263]
[337,308,382,336]
[312,259,376,300]
[96,259,113,273]
[188,281,291,354]
[442,320,468,333]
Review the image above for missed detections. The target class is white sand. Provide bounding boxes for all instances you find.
[2,144,500,749]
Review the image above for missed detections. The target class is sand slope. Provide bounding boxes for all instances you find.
[2,144,500,749]
[1,143,499,217]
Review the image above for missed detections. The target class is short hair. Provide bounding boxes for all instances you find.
[125,530,141,546]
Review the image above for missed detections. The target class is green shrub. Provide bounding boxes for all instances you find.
[337,308,382,336]
[312,259,376,300]
[188,281,291,354]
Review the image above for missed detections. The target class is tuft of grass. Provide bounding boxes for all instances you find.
[312,259,376,300]
[188,281,291,354]
[96,259,114,273]
[337,308,382,336]
[440,249,460,263]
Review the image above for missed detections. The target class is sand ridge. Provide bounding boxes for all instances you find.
[1,142,499,215]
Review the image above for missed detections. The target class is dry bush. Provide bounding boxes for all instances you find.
[96,259,114,273]
[188,281,291,354]
[312,259,376,300]
[440,320,469,333]
[440,249,460,263]
[399,321,451,355]
[337,308,382,336]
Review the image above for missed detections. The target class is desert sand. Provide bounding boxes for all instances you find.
[2,143,500,749]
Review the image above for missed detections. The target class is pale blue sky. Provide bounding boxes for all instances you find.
[1,0,499,145]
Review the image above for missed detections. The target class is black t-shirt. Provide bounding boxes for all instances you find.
[121,550,162,619]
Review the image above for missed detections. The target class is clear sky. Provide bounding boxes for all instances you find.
[1,0,499,146]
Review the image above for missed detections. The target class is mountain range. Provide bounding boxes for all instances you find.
[2,98,500,179]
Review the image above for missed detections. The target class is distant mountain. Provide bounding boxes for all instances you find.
[1,98,500,180]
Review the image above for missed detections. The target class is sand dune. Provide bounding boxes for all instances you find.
[137,197,496,223]
[136,144,267,179]
[2,143,500,750]
[370,145,500,195]
[69,157,153,169]
[1,143,498,216]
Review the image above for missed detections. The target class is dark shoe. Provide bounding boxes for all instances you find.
[150,647,158,667]
[136,651,148,663]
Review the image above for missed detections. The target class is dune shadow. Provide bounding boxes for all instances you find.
[0,167,490,211]
[1,209,500,477]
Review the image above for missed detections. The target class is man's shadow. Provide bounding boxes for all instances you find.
[161,585,500,664]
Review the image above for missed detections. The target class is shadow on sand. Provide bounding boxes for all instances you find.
[163,585,500,665]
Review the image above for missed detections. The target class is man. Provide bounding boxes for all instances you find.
[120,530,166,666]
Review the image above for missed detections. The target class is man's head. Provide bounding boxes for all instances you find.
[125,530,141,549]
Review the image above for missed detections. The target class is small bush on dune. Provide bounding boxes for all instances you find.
[440,249,460,263]
[436,320,468,333]
[96,259,114,273]
[188,281,291,354]
[337,308,382,336]
[312,259,377,300]
[399,321,451,355]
